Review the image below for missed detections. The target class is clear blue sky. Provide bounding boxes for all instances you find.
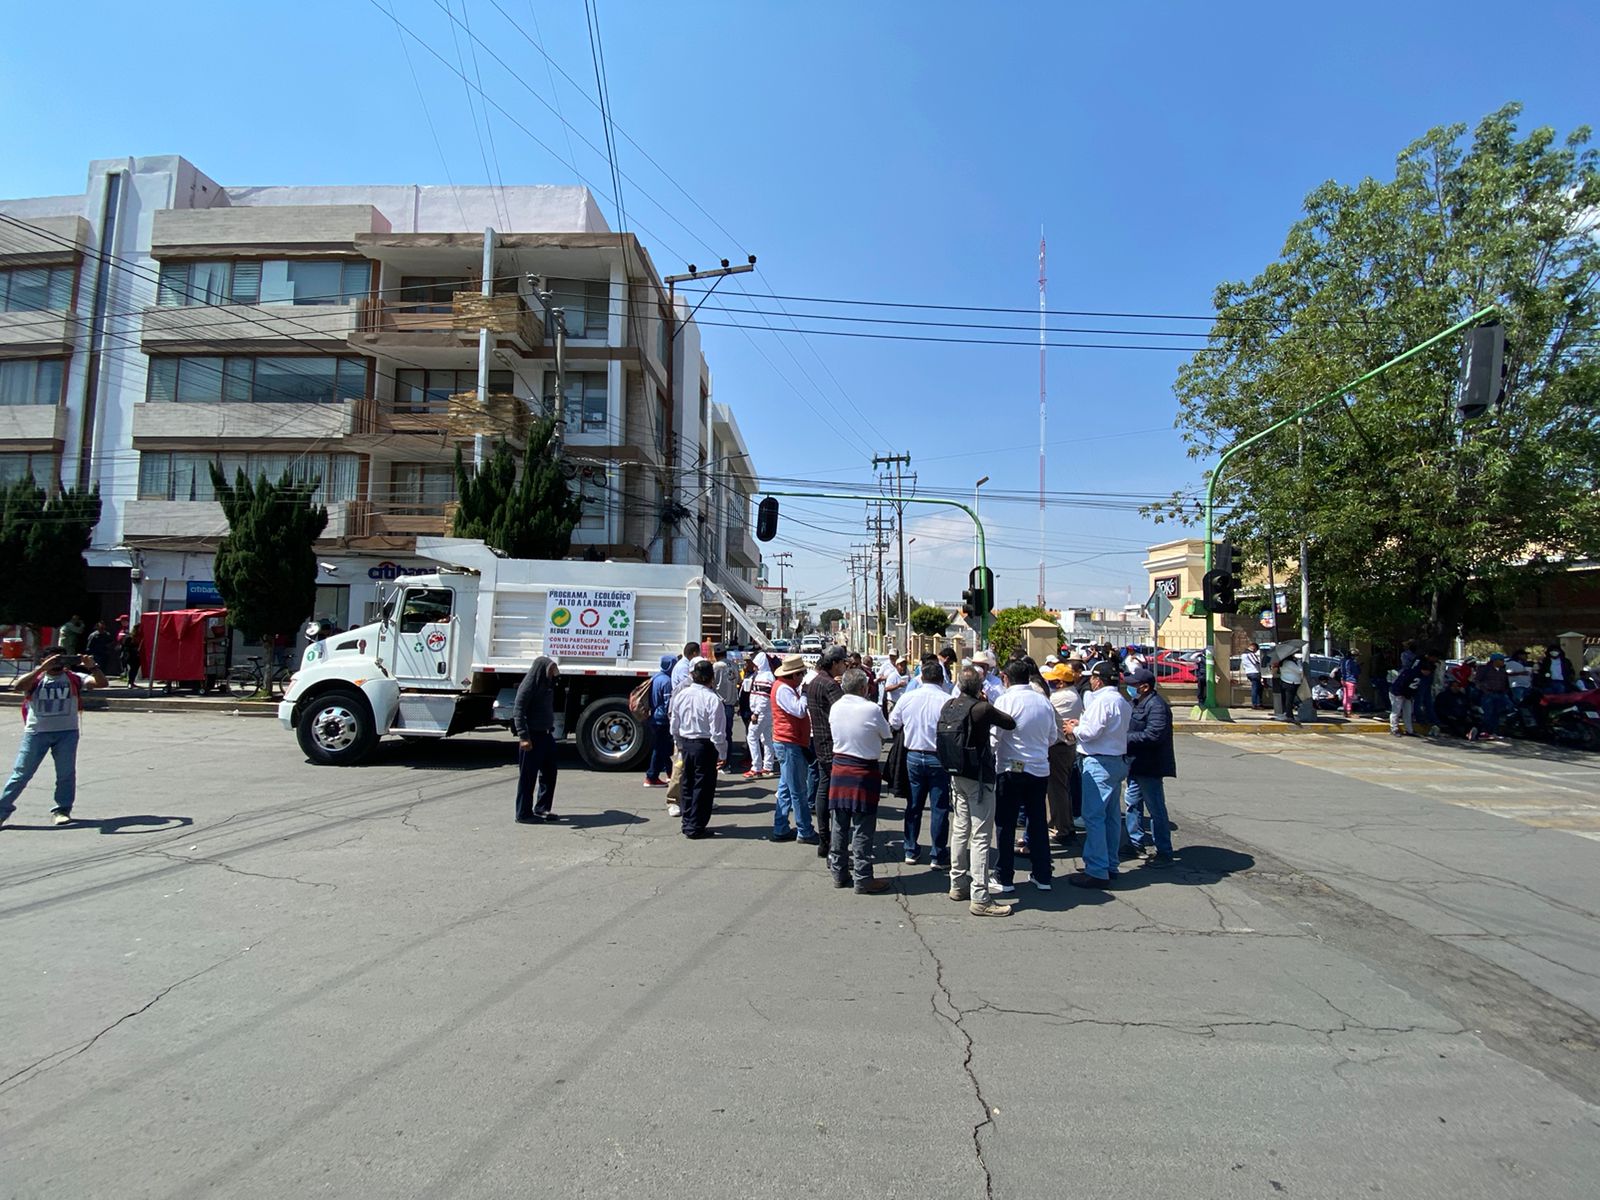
[4,0,1596,617]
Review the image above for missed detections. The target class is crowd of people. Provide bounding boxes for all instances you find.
[1386,641,1587,741]
[510,639,1180,916]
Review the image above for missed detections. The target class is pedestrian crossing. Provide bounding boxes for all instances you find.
[1199,734,1600,841]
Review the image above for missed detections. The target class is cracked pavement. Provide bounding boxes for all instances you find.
[1,715,1597,1198]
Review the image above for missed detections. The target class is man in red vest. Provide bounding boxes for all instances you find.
[769,654,819,844]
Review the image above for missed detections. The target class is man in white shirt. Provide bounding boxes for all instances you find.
[991,660,1061,892]
[825,669,894,895]
[2,646,108,827]
[972,649,1004,703]
[876,655,905,713]
[1063,661,1132,888]
[890,662,954,866]
[743,653,776,778]
[669,659,728,839]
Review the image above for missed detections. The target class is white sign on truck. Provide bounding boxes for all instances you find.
[545,588,636,660]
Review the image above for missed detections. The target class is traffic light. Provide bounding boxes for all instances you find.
[965,566,994,620]
[755,496,779,542]
[1455,321,1506,422]
[1202,539,1239,614]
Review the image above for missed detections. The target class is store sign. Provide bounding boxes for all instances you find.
[367,561,433,581]
[187,580,223,606]
[1154,575,1180,599]
[545,588,636,659]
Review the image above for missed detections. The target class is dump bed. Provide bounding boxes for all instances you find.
[415,538,701,676]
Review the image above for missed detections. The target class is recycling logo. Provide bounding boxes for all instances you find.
[550,607,572,628]
[608,608,631,630]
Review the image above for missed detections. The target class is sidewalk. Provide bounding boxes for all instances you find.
[1172,705,1393,734]
[0,679,279,718]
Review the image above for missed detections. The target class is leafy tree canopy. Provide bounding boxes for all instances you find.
[1158,104,1600,644]
[819,607,844,628]
[0,477,101,628]
[910,603,951,636]
[453,418,584,560]
[986,605,1057,664]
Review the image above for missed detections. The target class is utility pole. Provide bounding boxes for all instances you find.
[528,274,569,453]
[873,453,913,648]
[865,504,893,647]
[771,551,793,638]
[475,228,495,469]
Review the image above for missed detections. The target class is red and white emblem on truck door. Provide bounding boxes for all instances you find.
[425,630,448,652]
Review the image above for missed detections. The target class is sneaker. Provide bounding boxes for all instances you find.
[989,880,1016,895]
[949,885,970,902]
[904,852,919,865]
[52,811,73,826]
[1066,871,1112,889]
[743,770,760,780]
[1149,853,1174,869]
[855,878,893,895]
[643,778,667,788]
[969,900,1012,918]
[769,829,796,843]
[667,803,682,818]
[1031,878,1053,892]
[797,834,820,846]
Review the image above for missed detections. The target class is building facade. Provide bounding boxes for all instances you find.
[0,155,762,635]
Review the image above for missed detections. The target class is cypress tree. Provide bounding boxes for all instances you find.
[451,417,584,560]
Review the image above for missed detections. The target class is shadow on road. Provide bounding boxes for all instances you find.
[1,814,195,835]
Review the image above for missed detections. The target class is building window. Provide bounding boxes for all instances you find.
[146,355,367,404]
[558,372,608,434]
[385,462,457,515]
[156,259,370,307]
[393,276,470,313]
[0,451,56,485]
[576,468,607,531]
[138,452,359,503]
[394,368,512,414]
[0,266,74,312]
[0,358,65,406]
[656,309,670,364]
[547,278,609,339]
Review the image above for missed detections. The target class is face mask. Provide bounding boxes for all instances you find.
[1126,685,1139,698]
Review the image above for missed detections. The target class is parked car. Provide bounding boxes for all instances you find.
[771,638,792,653]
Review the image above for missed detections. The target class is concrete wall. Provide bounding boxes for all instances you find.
[0,406,68,445]
[140,302,361,347]
[222,185,605,235]
[131,401,357,443]
[0,310,77,354]
[0,214,89,262]
[152,205,389,249]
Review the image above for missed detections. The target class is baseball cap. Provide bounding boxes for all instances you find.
[1089,661,1120,683]
[1128,667,1156,687]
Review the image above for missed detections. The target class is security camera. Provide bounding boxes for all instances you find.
[318,562,339,574]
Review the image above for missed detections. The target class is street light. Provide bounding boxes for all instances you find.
[973,476,989,565]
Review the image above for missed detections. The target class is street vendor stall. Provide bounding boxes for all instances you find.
[141,608,229,692]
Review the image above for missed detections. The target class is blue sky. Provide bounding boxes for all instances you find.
[4,0,1596,616]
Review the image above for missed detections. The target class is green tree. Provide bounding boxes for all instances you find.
[909,604,950,637]
[452,418,583,559]
[0,476,102,631]
[210,466,328,693]
[1160,105,1600,644]
[986,605,1056,664]
[819,607,844,629]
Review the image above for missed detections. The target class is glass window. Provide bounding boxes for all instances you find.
[399,587,453,633]
[145,355,365,403]
[396,276,469,313]
[341,261,371,302]
[138,452,359,503]
[284,261,342,305]
[561,372,608,434]
[0,452,53,485]
[187,262,233,306]
[157,259,368,306]
[578,471,606,530]
[0,267,73,312]
[0,358,64,406]
[254,357,336,404]
[388,462,457,514]
[174,356,224,404]
[549,278,610,338]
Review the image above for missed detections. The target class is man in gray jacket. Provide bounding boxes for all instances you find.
[513,656,561,823]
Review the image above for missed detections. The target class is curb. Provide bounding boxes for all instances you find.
[0,694,280,719]
[1174,721,1392,735]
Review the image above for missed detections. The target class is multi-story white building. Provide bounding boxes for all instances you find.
[0,155,762,635]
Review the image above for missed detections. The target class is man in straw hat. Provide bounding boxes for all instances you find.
[769,653,819,844]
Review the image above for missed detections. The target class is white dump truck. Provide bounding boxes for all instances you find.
[277,537,702,769]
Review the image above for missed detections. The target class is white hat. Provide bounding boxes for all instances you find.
[1044,655,1059,666]
[972,648,996,667]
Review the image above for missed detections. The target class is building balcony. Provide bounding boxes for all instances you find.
[131,401,357,446]
[0,404,69,448]
[0,309,77,358]
[344,501,456,539]
[346,393,528,454]
[140,302,361,352]
[347,293,543,362]
[725,526,759,569]
[125,499,364,541]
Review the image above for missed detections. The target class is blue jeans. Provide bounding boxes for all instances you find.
[903,750,951,862]
[772,741,816,838]
[1415,684,1436,725]
[1124,775,1172,856]
[0,727,80,820]
[1478,691,1510,735]
[1248,675,1263,707]
[646,719,673,781]
[1078,753,1128,880]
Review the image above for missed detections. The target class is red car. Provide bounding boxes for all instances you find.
[1152,648,1202,685]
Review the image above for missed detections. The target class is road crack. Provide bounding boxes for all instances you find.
[135,849,335,890]
[894,888,995,1200]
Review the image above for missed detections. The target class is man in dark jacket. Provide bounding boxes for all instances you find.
[644,654,675,787]
[945,666,1018,917]
[513,656,561,823]
[805,646,849,859]
[1123,668,1175,866]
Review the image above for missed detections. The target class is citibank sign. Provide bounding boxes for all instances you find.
[367,561,433,581]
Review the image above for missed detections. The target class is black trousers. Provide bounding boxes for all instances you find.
[812,748,834,839]
[679,737,719,835]
[995,772,1051,885]
[515,732,558,819]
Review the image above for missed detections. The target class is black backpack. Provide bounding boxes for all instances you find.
[935,694,981,778]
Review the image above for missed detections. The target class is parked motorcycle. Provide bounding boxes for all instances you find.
[1500,689,1600,752]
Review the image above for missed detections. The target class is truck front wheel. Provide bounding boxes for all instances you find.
[575,697,650,771]
[296,690,378,766]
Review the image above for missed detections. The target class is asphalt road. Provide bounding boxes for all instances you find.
[1,715,1596,1199]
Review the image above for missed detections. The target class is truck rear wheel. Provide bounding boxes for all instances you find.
[575,697,650,771]
[297,689,378,766]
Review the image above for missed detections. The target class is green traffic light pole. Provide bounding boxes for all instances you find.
[759,491,990,647]
[1194,304,1498,722]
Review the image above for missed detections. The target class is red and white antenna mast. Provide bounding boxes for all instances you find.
[1037,227,1047,609]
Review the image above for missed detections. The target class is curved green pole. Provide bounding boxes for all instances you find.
[1195,305,1497,720]
[761,491,989,646]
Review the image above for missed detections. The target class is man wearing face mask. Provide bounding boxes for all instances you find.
[1122,668,1175,866]
[1062,660,1132,888]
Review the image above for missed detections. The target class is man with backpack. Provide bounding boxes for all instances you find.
[2,647,108,828]
[937,666,1018,917]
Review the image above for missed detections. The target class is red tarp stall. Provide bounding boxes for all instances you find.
[141,608,228,687]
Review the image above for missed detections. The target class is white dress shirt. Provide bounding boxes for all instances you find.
[829,693,892,760]
[773,677,809,718]
[991,683,1060,778]
[1075,684,1131,757]
[1050,685,1083,723]
[670,682,728,759]
[981,671,1004,704]
[889,684,950,752]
